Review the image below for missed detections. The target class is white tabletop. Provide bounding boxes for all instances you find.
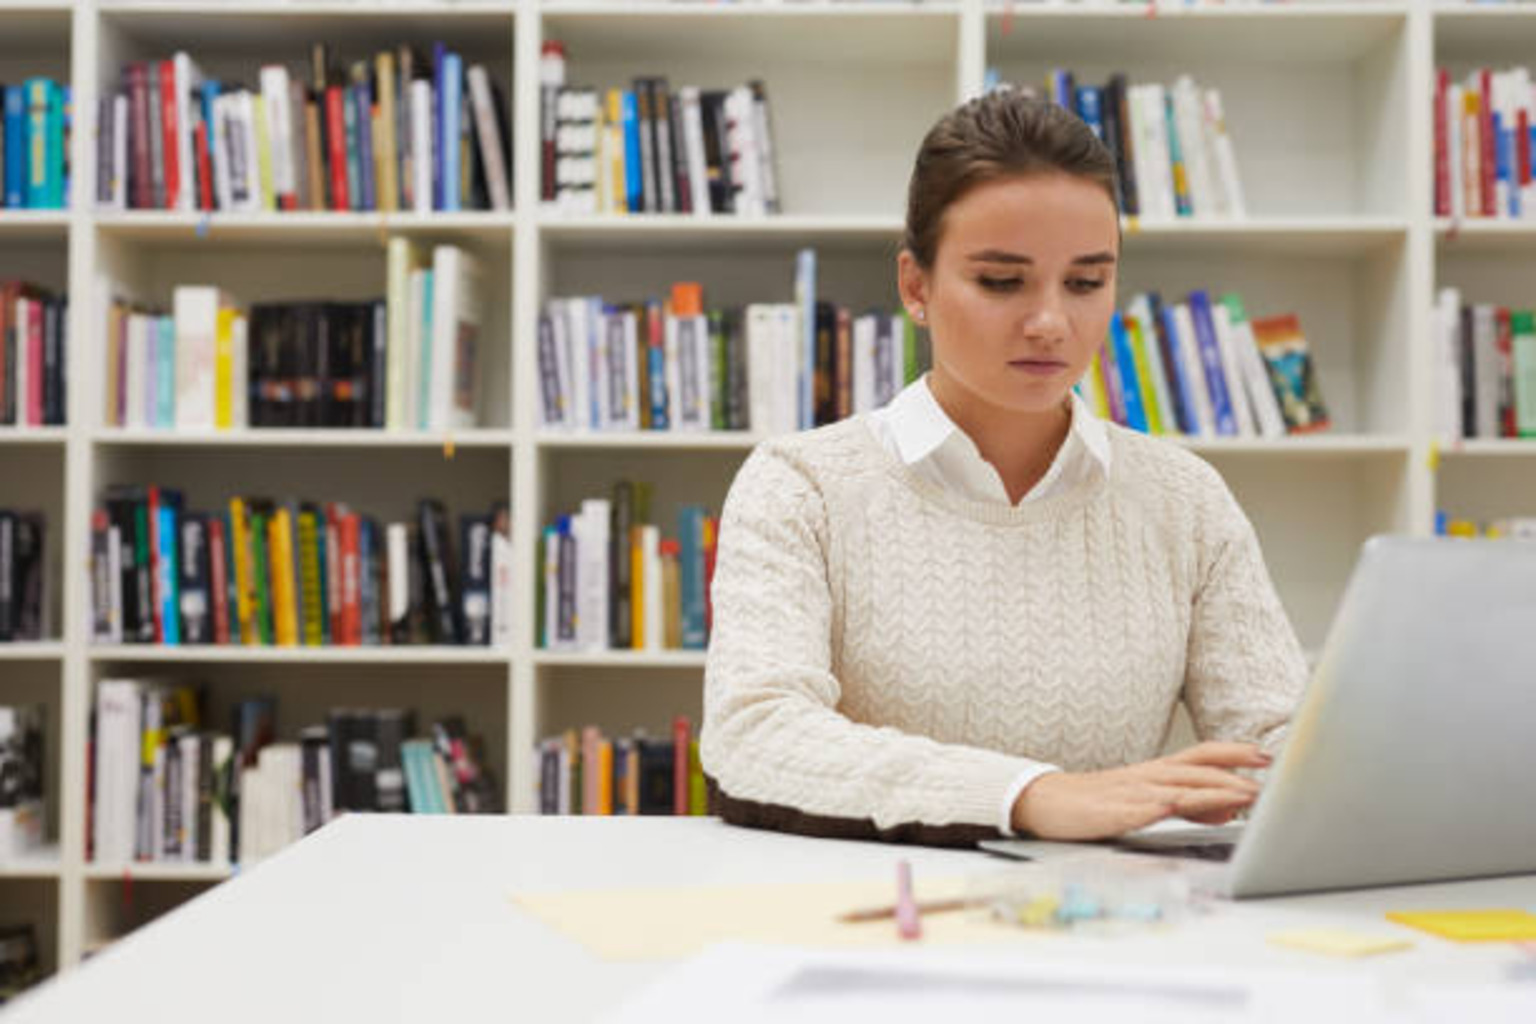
[8,815,1536,1022]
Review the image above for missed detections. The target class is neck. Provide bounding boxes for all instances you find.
[928,371,1072,505]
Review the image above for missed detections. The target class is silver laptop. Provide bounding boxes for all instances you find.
[981,535,1536,898]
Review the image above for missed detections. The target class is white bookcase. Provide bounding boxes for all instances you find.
[0,0,1530,981]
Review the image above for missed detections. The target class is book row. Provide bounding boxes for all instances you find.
[98,44,511,214]
[2,282,68,428]
[0,511,49,644]
[1433,291,1536,440]
[89,490,512,648]
[1,80,69,211]
[541,481,717,653]
[1081,290,1330,439]
[1436,513,1536,540]
[987,71,1246,221]
[0,705,44,861]
[102,242,484,432]
[91,681,499,867]
[541,41,780,216]
[538,285,925,437]
[0,923,40,1006]
[1433,66,1536,221]
[534,718,706,817]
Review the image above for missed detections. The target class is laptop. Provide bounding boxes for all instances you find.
[980,535,1536,898]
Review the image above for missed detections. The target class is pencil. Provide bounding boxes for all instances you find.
[836,896,981,924]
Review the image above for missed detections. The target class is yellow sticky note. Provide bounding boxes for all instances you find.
[1387,909,1536,943]
[1268,928,1412,958]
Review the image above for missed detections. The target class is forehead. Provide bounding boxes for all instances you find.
[938,174,1120,262]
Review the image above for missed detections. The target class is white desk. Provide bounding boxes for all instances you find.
[7,816,1536,1022]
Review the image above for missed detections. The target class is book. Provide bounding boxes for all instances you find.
[1251,314,1330,434]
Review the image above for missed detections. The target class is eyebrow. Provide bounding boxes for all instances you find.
[967,249,1117,266]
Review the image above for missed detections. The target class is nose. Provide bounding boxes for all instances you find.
[1021,287,1069,346]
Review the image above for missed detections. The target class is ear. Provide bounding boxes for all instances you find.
[896,250,930,323]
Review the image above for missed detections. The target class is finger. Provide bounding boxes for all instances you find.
[1168,742,1272,769]
[1166,788,1257,819]
[1147,764,1260,795]
[1184,808,1241,826]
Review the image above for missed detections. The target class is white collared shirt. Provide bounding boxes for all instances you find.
[866,375,1114,835]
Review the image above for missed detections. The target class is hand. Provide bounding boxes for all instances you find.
[1010,742,1271,841]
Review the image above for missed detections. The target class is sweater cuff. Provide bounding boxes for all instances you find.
[997,762,1063,837]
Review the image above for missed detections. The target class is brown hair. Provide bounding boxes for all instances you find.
[903,89,1121,269]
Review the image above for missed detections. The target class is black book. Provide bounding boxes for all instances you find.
[417,500,462,644]
[652,77,677,214]
[459,514,491,645]
[299,724,330,833]
[632,79,658,213]
[359,516,380,645]
[196,732,215,861]
[636,738,675,815]
[163,725,186,859]
[669,92,691,215]
[369,300,387,428]
[1460,304,1476,438]
[308,303,330,428]
[725,308,748,431]
[103,485,150,642]
[813,301,836,426]
[13,513,43,641]
[700,90,732,214]
[1108,73,1139,218]
[42,297,62,426]
[0,512,14,640]
[374,708,413,813]
[177,513,211,644]
[347,711,380,812]
[556,518,575,645]
[610,482,633,649]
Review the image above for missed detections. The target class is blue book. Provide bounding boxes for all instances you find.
[1187,290,1237,436]
[621,90,642,212]
[1107,312,1147,432]
[678,505,707,650]
[1075,86,1104,142]
[24,79,51,208]
[417,268,434,428]
[158,502,181,645]
[1152,293,1199,435]
[1051,70,1074,113]
[354,81,376,212]
[342,83,361,211]
[1163,92,1191,217]
[222,508,241,645]
[441,51,462,212]
[57,84,69,208]
[795,248,816,430]
[156,316,176,427]
[2,86,22,207]
[432,42,447,210]
[1492,108,1509,218]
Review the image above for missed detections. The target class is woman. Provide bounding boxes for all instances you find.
[699,90,1306,846]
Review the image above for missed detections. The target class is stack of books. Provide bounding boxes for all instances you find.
[0,704,44,860]
[90,490,512,648]
[1,281,68,428]
[90,683,500,867]
[1082,290,1329,438]
[1,80,69,210]
[1436,513,1536,540]
[541,41,780,215]
[1432,65,1536,222]
[534,717,706,817]
[0,511,48,643]
[540,482,716,653]
[1434,290,1536,440]
[97,44,511,213]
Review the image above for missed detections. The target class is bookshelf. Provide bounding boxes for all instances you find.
[1,0,1527,984]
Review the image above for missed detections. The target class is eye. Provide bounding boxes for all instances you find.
[977,276,1022,293]
[1067,278,1106,294]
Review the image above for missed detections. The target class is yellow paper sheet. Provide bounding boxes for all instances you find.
[1267,928,1413,958]
[511,876,1039,961]
[1385,909,1536,943]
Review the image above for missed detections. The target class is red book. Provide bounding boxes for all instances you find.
[208,516,230,645]
[324,503,344,643]
[341,512,362,645]
[1480,68,1496,217]
[324,85,351,211]
[1497,307,1515,438]
[158,59,180,210]
[672,716,690,816]
[127,63,153,209]
[1520,108,1532,205]
[1433,69,1449,217]
[147,486,164,643]
[193,121,214,211]
[25,299,43,427]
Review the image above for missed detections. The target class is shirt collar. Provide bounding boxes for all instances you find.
[878,375,1113,476]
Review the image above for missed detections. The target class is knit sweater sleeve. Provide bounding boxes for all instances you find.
[1182,466,1308,756]
[699,442,1033,846]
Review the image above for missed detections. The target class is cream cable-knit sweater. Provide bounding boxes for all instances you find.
[700,415,1307,841]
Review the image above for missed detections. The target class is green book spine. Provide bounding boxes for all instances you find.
[535,528,547,649]
[250,511,274,645]
[298,509,323,646]
[1513,310,1536,438]
[708,309,728,431]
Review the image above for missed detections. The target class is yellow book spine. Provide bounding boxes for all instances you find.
[375,52,398,213]
[229,498,254,644]
[688,740,706,816]
[606,89,626,214]
[1127,316,1164,435]
[269,508,299,646]
[253,95,276,212]
[627,745,640,816]
[598,740,613,816]
[630,527,645,650]
[214,306,237,430]
[1084,350,1111,421]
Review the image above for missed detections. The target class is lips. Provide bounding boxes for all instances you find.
[1007,358,1068,375]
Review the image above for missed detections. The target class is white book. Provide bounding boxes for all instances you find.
[237,761,261,865]
[1144,83,1177,219]
[179,732,199,862]
[428,246,483,430]
[620,308,642,431]
[318,745,334,827]
[1461,73,1481,219]
[1172,303,1216,438]
[589,300,611,429]
[1446,83,1464,222]
[1127,86,1163,220]
[564,298,593,430]
[549,301,575,431]
[852,314,877,415]
[173,53,202,213]
[881,315,906,408]
[1472,304,1499,437]
[491,527,513,648]
[93,680,142,864]
[1204,88,1246,219]
[237,89,263,213]
[641,525,663,650]
[211,93,235,212]
[681,87,712,217]
[725,86,765,216]
[1128,295,1178,434]
[173,286,223,430]
[1435,288,1464,441]
[1172,76,1217,218]
[745,305,775,433]
[407,267,430,429]
[111,94,129,210]
[410,79,434,214]
[387,522,410,626]
[1211,304,1257,437]
[385,237,422,430]
[751,82,780,214]
[774,304,802,435]
[578,499,611,651]
[230,314,249,430]
[1223,299,1286,440]
[125,313,147,429]
[467,65,511,211]
[209,735,232,865]
[259,64,293,205]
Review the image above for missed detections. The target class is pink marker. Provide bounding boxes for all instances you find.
[895,860,922,941]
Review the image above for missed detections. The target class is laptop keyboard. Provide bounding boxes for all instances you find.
[1122,842,1236,862]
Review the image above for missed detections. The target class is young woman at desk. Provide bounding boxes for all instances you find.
[699,91,1306,846]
